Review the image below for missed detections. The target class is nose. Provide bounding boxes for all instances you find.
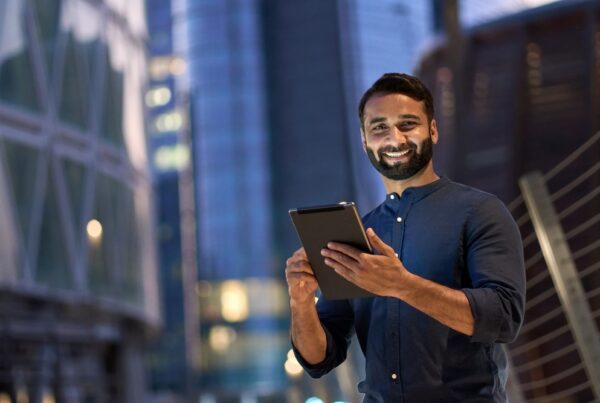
[387,126,408,145]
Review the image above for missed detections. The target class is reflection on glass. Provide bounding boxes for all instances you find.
[100,47,124,147]
[86,219,102,241]
[31,0,61,80]
[89,174,141,305]
[89,174,119,297]
[0,0,40,111]
[61,158,86,237]
[36,168,71,289]
[1,139,39,246]
[121,186,141,305]
[59,35,90,128]
[58,0,101,129]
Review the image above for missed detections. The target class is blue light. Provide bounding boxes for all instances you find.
[305,398,324,403]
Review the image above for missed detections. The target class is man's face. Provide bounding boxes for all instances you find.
[361,93,438,180]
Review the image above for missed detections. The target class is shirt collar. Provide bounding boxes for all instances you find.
[385,176,449,205]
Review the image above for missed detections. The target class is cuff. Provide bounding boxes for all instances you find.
[463,288,502,344]
[291,326,337,378]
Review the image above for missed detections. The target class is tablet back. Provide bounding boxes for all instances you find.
[289,203,374,300]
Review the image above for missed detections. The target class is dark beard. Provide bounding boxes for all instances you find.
[366,136,433,180]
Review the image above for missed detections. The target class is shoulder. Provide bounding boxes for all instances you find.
[443,182,522,243]
[443,180,500,206]
[442,180,510,214]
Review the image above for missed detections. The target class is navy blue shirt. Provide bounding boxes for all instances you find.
[293,177,526,403]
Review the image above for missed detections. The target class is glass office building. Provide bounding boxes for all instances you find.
[177,0,431,401]
[0,0,158,402]
[144,0,191,399]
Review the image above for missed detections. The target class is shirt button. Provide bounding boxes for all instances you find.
[396,216,402,223]
[390,194,395,200]
[391,373,398,380]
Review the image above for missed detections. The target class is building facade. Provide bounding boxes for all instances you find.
[178,0,431,401]
[0,0,159,402]
[417,0,600,401]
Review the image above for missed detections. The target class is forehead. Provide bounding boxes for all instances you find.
[363,93,427,120]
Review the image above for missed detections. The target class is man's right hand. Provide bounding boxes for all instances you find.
[285,248,319,305]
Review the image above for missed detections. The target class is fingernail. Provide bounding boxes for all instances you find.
[320,249,326,256]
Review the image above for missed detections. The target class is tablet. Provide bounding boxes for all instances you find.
[289,202,375,300]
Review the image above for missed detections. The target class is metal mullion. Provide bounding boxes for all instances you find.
[0,140,23,282]
[0,103,44,131]
[23,0,50,113]
[79,4,109,293]
[0,122,45,148]
[51,152,83,292]
[21,0,53,284]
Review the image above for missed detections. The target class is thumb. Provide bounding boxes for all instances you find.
[366,228,396,257]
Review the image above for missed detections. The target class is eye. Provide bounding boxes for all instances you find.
[371,123,388,133]
[399,121,418,131]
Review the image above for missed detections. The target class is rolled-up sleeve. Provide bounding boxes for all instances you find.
[292,298,355,378]
[462,196,526,344]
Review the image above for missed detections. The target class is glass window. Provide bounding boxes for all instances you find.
[88,174,120,298]
[120,187,142,305]
[88,174,141,304]
[35,167,72,289]
[30,0,61,80]
[58,34,90,129]
[0,0,40,111]
[99,46,125,147]
[61,157,86,239]
[0,139,39,246]
[58,0,101,130]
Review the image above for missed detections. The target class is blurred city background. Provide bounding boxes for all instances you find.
[0,0,599,402]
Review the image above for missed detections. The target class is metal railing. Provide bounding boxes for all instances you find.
[507,131,600,403]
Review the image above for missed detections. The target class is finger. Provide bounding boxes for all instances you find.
[321,248,359,269]
[286,255,309,267]
[324,257,357,284]
[366,228,396,257]
[293,247,308,259]
[286,261,314,275]
[286,271,317,285]
[326,242,363,260]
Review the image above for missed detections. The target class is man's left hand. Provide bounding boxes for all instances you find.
[321,228,409,297]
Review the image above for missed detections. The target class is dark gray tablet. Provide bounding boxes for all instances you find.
[289,202,375,300]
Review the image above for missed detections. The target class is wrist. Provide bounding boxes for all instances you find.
[390,270,418,300]
[290,295,317,310]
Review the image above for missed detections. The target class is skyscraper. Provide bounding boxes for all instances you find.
[0,0,158,402]
[176,0,432,401]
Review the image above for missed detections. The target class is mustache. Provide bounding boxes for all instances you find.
[377,143,417,155]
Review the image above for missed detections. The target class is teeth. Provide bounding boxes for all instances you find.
[384,150,410,158]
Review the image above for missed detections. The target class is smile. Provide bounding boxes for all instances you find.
[383,150,411,158]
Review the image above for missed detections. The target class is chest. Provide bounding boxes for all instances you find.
[366,206,467,287]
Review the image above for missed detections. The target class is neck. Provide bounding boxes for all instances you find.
[381,161,439,195]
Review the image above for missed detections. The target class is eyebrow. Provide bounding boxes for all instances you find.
[367,114,422,125]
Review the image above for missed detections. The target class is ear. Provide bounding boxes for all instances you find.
[430,119,439,145]
[360,127,367,152]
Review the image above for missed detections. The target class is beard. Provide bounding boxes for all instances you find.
[366,135,433,180]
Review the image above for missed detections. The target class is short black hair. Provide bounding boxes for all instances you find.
[358,73,435,126]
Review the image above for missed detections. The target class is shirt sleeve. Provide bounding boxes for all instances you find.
[462,196,526,344]
[292,298,355,378]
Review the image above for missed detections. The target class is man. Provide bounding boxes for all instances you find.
[285,73,526,402]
